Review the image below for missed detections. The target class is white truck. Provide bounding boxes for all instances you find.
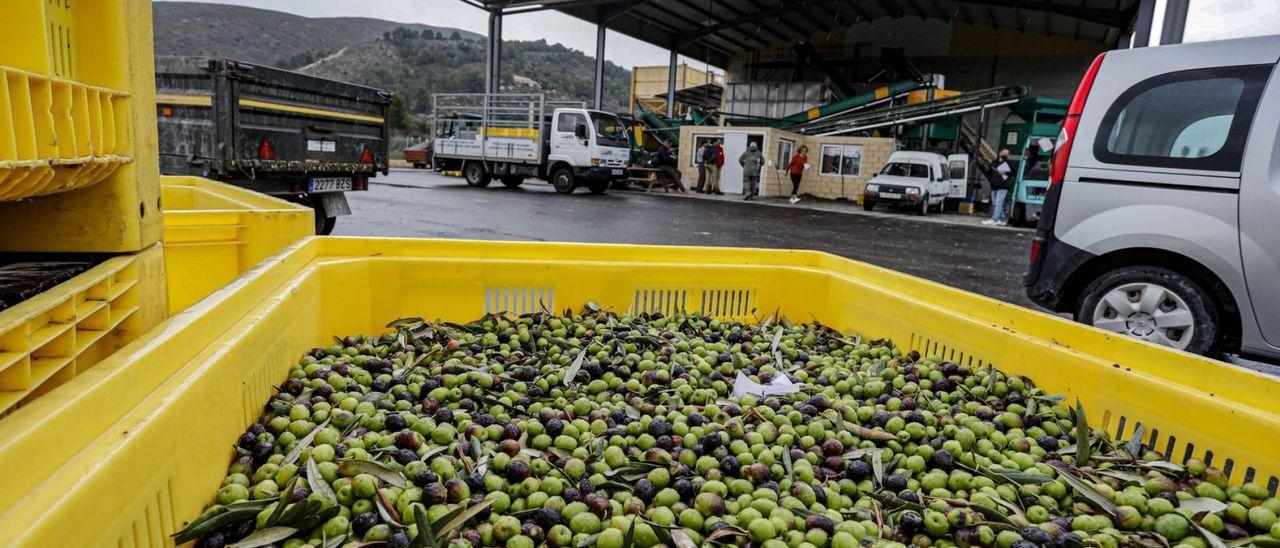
[862,151,969,215]
[430,93,631,194]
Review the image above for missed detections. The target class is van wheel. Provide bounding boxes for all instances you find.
[863,200,876,211]
[552,167,576,194]
[916,194,929,216]
[1075,266,1218,355]
[500,176,525,188]
[464,162,490,187]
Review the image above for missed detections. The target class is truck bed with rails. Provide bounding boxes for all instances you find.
[155,56,392,234]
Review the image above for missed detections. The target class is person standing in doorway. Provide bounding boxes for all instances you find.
[739,142,763,200]
[786,145,809,204]
[694,141,708,193]
[705,139,724,195]
[983,148,1012,226]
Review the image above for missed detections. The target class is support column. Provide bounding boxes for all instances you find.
[1160,0,1190,45]
[666,49,678,118]
[1132,0,1156,48]
[594,22,607,109]
[490,12,503,94]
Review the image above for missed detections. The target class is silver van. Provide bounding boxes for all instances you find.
[1024,35,1280,358]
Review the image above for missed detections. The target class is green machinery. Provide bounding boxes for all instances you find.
[996,97,1068,226]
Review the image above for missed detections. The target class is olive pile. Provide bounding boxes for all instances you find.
[177,309,1280,548]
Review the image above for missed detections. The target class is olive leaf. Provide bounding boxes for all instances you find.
[306,458,337,504]
[1049,462,1117,516]
[228,526,299,548]
[622,515,637,548]
[782,446,794,480]
[410,502,438,548]
[705,525,749,543]
[1179,497,1228,515]
[172,503,271,544]
[563,346,588,386]
[670,529,698,548]
[376,489,404,527]
[986,467,1054,485]
[337,459,408,488]
[1095,468,1145,485]
[386,317,426,329]
[1191,518,1229,548]
[322,534,348,548]
[574,533,601,548]
[266,475,301,526]
[1126,423,1146,460]
[434,498,496,540]
[1227,536,1280,547]
[1073,400,1091,465]
[870,448,885,486]
[770,327,784,354]
[284,417,332,466]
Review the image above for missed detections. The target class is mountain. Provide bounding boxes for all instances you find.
[151,1,632,130]
[152,2,481,66]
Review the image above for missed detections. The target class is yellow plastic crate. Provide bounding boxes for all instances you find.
[0,0,162,252]
[161,176,313,314]
[0,242,165,418]
[0,238,1276,546]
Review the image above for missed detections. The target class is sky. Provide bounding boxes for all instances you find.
[167,0,1280,70]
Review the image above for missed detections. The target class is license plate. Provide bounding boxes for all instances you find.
[879,192,902,199]
[309,177,353,193]
[611,169,624,176]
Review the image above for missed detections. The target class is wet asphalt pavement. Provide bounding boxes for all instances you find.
[336,169,1037,307]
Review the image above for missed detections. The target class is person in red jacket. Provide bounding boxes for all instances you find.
[705,139,726,195]
[785,145,809,204]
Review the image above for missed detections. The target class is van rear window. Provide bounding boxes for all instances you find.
[1093,65,1272,171]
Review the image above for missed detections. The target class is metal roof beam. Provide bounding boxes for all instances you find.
[676,0,853,46]
[948,0,1134,29]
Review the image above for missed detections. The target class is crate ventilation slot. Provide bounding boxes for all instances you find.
[485,287,552,315]
[1105,414,1277,497]
[630,289,687,316]
[910,333,981,369]
[699,289,753,318]
[117,477,176,548]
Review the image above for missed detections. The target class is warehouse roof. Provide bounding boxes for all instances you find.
[472,0,1137,67]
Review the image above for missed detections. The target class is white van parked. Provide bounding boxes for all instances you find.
[862,151,966,215]
[1025,35,1280,358]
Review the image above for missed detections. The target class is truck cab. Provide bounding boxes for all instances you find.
[862,151,958,215]
[998,98,1068,226]
[545,109,631,193]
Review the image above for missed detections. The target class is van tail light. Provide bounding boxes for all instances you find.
[360,147,375,164]
[1029,239,1042,264]
[258,138,276,161]
[1049,52,1106,186]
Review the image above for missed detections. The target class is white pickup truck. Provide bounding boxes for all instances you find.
[430,93,631,195]
[862,151,968,215]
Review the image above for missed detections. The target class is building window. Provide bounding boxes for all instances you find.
[1094,64,1270,171]
[776,139,794,171]
[820,144,862,176]
[691,135,717,167]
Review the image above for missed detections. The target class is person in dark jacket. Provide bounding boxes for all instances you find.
[694,142,708,193]
[739,142,763,200]
[704,139,724,195]
[984,148,1012,226]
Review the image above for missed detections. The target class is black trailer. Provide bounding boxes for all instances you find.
[155,56,392,234]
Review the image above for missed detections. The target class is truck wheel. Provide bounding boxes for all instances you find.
[464,162,490,187]
[1075,266,1218,355]
[413,163,426,169]
[863,200,876,211]
[916,194,929,216]
[587,179,609,195]
[500,176,525,188]
[552,167,576,194]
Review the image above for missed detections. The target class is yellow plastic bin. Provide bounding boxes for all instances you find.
[0,238,1276,546]
[160,176,313,313]
[0,243,165,418]
[0,0,162,252]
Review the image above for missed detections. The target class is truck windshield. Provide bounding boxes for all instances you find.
[880,162,930,179]
[589,113,629,147]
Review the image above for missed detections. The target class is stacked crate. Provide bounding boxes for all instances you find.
[0,0,166,414]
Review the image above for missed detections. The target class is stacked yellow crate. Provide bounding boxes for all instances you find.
[0,0,161,251]
[0,0,166,413]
